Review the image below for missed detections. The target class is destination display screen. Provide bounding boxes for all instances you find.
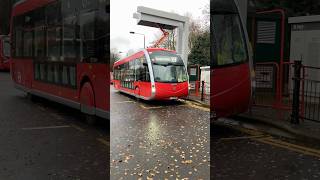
[149,51,184,66]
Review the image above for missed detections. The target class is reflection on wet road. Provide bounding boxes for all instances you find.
[110,87,210,179]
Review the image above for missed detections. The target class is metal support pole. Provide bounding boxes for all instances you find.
[291,60,302,124]
[201,81,205,101]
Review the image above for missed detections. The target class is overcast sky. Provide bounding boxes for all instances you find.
[110,0,209,58]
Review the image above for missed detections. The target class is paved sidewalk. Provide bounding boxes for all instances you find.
[239,106,320,144]
[184,93,210,108]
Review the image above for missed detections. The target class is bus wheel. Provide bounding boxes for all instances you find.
[27,93,38,102]
[134,86,140,101]
[80,82,96,125]
[85,114,96,125]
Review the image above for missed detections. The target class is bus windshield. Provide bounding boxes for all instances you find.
[149,51,188,83]
[212,13,248,66]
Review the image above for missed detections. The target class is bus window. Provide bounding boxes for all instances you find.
[80,11,96,62]
[13,17,23,57]
[135,56,150,82]
[47,64,54,82]
[34,63,40,80]
[47,2,62,61]
[69,66,76,87]
[212,14,248,66]
[40,63,46,81]
[47,27,62,61]
[62,65,69,85]
[3,38,10,58]
[23,30,33,57]
[80,10,108,64]
[34,8,46,58]
[46,1,61,26]
[34,27,46,57]
[53,64,60,84]
[63,16,79,60]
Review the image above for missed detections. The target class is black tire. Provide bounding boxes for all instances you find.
[27,93,38,102]
[135,87,140,102]
[85,114,96,125]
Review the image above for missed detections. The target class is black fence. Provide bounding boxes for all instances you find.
[290,61,320,123]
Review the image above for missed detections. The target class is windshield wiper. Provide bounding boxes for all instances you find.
[153,63,185,67]
[153,62,167,66]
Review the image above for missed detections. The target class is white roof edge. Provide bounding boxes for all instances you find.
[289,15,320,24]
[200,66,210,69]
[13,0,27,8]
[137,6,189,22]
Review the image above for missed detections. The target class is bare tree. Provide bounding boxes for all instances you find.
[110,48,121,71]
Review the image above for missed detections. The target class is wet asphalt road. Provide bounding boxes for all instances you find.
[212,119,320,180]
[0,72,108,180]
[110,86,210,179]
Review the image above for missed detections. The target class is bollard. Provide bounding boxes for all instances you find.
[201,81,205,101]
[291,60,302,124]
[195,81,199,97]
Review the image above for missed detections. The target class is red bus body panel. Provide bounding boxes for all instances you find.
[113,80,188,100]
[211,63,251,118]
[11,61,109,117]
[11,59,33,88]
[77,64,109,113]
[154,82,188,100]
[12,0,55,16]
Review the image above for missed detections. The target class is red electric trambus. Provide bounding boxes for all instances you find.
[10,0,110,120]
[0,35,10,71]
[211,0,255,118]
[113,48,189,100]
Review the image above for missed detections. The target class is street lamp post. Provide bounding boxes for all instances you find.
[130,31,145,49]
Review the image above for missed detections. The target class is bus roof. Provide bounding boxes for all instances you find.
[114,48,176,67]
[12,0,55,17]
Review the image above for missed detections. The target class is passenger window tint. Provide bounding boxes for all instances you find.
[12,0,105,89]
[47,27,62,61]
[34,27,46,57]
[80,12,96,61]
[23,30,33,57]
[62,66,69,85]
[63,16,79,60]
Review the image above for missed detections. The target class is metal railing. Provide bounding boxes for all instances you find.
[189,80,210,103]
[254,61,320,123]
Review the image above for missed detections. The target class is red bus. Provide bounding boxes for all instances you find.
[211,0,255,118]
[10,0,109,120]
[0,35,10,71]
[113,48,189,100]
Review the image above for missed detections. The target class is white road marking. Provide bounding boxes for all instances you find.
[97,138,109,146]
[114,101,135,104]
[22,125,71,130]
[70,124,86,132]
